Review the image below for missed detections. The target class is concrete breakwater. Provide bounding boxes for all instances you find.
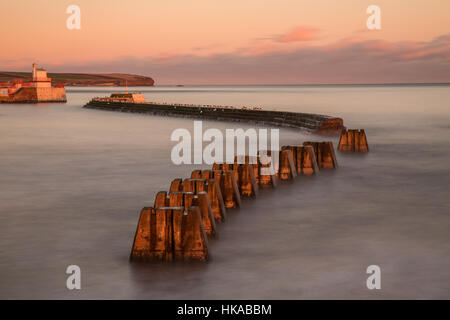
[130,142,342,262]
[84,100,344,135]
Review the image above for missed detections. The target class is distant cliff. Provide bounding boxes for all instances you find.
[0,72,155,87]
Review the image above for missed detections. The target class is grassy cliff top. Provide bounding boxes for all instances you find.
[0,71,154,86]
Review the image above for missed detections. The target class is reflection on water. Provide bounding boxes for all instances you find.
[0,85,450,299]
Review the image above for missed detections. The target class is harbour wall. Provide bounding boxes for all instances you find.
[84,100,344,135]
[0,87,67,103]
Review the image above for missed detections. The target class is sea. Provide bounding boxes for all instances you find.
[0,84,449,299]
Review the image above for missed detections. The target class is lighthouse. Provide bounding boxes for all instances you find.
[31,63,51,88]
[0,64,66,103]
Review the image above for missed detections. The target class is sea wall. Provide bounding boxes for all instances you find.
[84,100,344,135]
[0,87,66,103]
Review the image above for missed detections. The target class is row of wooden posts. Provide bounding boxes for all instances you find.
[130,129,368,262]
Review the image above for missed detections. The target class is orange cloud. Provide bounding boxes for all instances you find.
[275,26,319,43]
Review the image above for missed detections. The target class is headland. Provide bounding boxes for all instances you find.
[0,71,154,87]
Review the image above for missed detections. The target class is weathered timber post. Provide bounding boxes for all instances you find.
[303,141,338,169]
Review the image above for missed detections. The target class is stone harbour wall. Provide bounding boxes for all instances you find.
[0,87,66,103]
[84,100,344,135]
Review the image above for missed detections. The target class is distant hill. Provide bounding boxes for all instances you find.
[0,71,155,86]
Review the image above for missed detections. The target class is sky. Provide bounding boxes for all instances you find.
[1,0,449,84]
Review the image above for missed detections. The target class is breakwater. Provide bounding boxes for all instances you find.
[130,131,370,262]
[130,142,342,262]
[84,100,344,135]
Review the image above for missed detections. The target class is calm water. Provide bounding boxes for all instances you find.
[1,85,450,299]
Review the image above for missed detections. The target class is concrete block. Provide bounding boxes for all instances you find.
[338,129,369,152]
[169,178,183,192]
[207,178,227,222]
[279,149,297,180]
[191,170,202,179]
[304,141,338,169]
[237,163,258,197]
[154,191,169,207]
[165,192,216,237]
[257,152,278,187]
[282,145,319,175]
[130,207,174,262]
[221,170,241,208]
[194,192,217,237]
[201,170,213,179]
[172,207,209,261]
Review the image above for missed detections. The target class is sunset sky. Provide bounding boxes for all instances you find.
[1,0,449,84]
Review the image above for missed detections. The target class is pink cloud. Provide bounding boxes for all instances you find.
[275,26,319,43]
[5,34,450,85]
